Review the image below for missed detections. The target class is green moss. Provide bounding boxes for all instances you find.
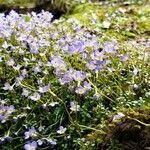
[63,2,150,42]
[0,0,36,8]
[85,104,150,149]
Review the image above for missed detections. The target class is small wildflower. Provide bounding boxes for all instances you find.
[2,41,9,49]
[15,76,24,86]
[22,88,30,97]
[0,105,15,123]
[38,84,50,93]
[29,93,41,101]
[3,82,14,91]
[42,103,47,109]
[24,127,37,139]
[73,70,86,82]
[59,70,74,84]
[33,66,41,74]
[13,64,21,71]
[37,139,43,146]
[46,138,57,145]
[75,86,86,95]
[102,21,111,29]
[86,61,96,70]
[83,81,92,90]
[70,102,80,112]
[133,68,139,76]
[24,141,37,150]
[57,126,67,134]
[133,84,138,89]
[113,112,125,121]
[6,105,15,114]
[93,93,101,100]
[50,56,66,69]
[120,54,129,62]
[6,59,15,66]
[90,50,104,61]
[49,102,59,107]
[103,41,117,53]
[21,69,28,77]
[38,126,45,132]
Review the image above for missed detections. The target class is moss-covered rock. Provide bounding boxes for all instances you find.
[86,104,150,150]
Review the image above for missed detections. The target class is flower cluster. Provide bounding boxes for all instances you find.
[0,105,15,123]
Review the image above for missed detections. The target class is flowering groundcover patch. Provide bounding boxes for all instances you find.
[0,2,149,150]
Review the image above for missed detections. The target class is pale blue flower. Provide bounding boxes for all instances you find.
[75,86,86,95]
[24,127,37,139]
[45,138,57,145]
[57,126,67,134]
[133,68,139,76]
[2,41,9,49]
[83,81,92,90]
[73,70,86,82]
[37,139,43,146]
[70,102,80,112]
[22,88,30,97]
[3,82,13,91]
[38,84,50,93]
[29,93,41,101]
[24,141,37,150]
[6,58,15,66]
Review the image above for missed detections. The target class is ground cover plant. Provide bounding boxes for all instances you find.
[0,0,149,149]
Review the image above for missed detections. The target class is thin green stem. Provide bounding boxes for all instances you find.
[76,123,106,134]
[128,117,150,127]
[87,77,114,102]
[49,89,73,123]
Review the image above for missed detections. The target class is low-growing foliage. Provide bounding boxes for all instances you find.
[0,1,149,149]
